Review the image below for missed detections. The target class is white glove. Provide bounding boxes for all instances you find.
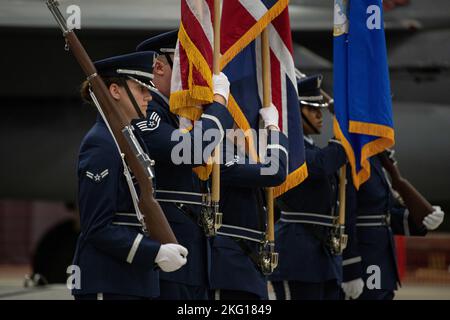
[179,116,193,132]
[259,104,279,130]
[423,206,445,230]
[385,148,398,165]
[155,243,188,272]
[212,72,230,104]
[341,278,364,300]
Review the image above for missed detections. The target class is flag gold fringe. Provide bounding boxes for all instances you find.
[349,120,395,140]
[227,94,259,162]
[178,23,213,92]
[228,94,309,197]
[333,118,395,189]
[178,122,212,181]
[170,23,215,120]
[273,162,309,198]
[220,0,289,70]
[170,89,209,120]
[191,93,261,181]
[193,163,213,181]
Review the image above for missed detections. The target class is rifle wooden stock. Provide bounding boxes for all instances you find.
[64,31,177,244]
[379,152,433,227]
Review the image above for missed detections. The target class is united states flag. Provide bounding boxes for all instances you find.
[170,0,215,121]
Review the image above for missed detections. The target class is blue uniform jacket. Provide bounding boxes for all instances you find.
[73,117,161,298]
[209,130,289,299]
[270,137,347,283]
[134,91,234,287]
[343,155,427,290]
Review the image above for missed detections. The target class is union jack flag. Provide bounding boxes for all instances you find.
[170,1,307,191]
[221,1,308,197]
[220,0,289,69]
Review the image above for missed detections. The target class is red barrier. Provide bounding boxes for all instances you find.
[395,235,406,281]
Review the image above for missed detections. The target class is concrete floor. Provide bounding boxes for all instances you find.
[394,284,450,300]
[1,265,450,300]
[1,280,450,300]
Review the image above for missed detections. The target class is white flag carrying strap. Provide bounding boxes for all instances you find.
[89,89,147,233]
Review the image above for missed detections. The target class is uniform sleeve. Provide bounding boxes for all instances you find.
[342,166,364,282]
[220,130,289,188]
[133,101,234,168]
[200,101,235,135]
[78,142,160,269]
[305,140,347,178]
[390,202,427,236]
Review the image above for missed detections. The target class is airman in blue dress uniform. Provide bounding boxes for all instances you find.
[342,152,445,300]
[134,31,234,299]
[209,103,289,300]
[72,51,188,300]
[269,74,347,300]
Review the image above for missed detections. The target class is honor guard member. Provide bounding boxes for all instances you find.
[210,104,289,300]
[342,151,445,300]
[135,31,234,299]
[73,52,188,300]
[269,74,347,300]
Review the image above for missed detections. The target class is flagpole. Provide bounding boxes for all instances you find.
[333,164,348,255]
[213,0,221,75]
[338,165,346,225]
[261,29,274,243]
[260,27,279,274]
[211,0,221,230]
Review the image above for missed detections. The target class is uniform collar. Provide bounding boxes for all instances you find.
[304,135,315,146]
[148,88,179,126]
[96,113,107,125]
[150,88,170,106]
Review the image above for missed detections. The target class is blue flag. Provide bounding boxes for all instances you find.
[333,0,395,189]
